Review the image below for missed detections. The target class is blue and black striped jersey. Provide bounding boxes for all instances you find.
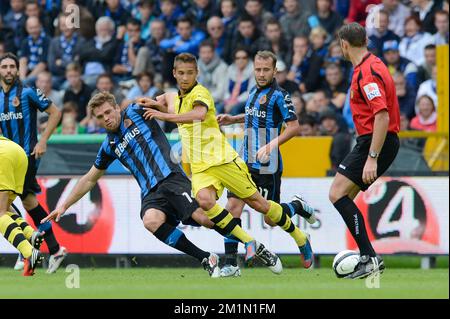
[94,104,184,199]
[243,80,297,173]
[0,81,51,156]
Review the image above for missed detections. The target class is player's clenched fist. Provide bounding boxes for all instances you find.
[216,114,234,126]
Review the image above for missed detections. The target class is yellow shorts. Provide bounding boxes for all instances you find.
[192,156,257,199]
[0,137,28,202]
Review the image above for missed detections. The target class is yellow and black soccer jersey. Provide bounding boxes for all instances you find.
[174,83,238,173]
[0,136,28,201]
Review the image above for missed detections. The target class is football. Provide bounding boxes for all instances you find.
[332,250,360,278]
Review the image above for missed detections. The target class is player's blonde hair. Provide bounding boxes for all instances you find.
[88,92,117,114]
[255,50,277,68]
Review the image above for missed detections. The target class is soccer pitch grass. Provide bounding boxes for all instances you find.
[0,267,447,299]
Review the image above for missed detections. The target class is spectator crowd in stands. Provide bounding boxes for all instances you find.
[0,0,448,149]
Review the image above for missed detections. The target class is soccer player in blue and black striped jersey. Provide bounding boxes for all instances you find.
[41,92,243,277]
[216,51,318,277]
[0,53,66,274]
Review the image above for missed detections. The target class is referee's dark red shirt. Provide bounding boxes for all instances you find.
[350,52,400,136]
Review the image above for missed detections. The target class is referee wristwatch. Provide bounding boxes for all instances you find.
[368,151,379,159]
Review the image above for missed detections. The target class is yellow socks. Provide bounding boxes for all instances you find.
[266,201,307,246]
[7,212,34,240]
[0,214,33,258]
[206,204,254,243]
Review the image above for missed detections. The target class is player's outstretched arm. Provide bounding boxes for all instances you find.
[137,96,169,113]
[256,119,300,162]
[32,103,61,159]
[41,166,105,223]
[143,105,207,124]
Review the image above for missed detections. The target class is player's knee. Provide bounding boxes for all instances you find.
[329,189,339,204]
[264,215,276,227]
[142,212,164,233]
[22,195,38,211]
[196,195,215,211]
[329,187,347,204]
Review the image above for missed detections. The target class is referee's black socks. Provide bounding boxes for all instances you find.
[333,196,376,257]
[27,204,60,255]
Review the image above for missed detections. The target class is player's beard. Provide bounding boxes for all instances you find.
[1,74,17,85]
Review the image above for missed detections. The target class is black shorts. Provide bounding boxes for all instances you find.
[140,173,200,226]
[19,157,41,200]
[228,166,282,202]
[337,132,400,191]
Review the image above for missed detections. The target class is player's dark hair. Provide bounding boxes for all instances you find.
[255,50,277,68]
[0,52,19,68]
[88,92,118,114]
[425,44,436,51]
[337,23,367,48]
[174,52,198,69]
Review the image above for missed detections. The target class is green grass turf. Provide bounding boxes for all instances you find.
[0,267,447,299]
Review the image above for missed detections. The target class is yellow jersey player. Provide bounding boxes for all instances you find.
[0,137,44,275]
[138,53,313,273]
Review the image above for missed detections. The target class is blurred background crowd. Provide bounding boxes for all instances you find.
[0,0,448,169]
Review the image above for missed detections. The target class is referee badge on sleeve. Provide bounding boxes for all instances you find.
[363,83,381,101]
[12,96,20,107]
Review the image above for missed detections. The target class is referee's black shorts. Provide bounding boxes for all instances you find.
[337,132,399,191]
[20,157,42,200]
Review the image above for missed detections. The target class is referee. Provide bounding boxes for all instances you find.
[329,23,400,279]
[0,53,66,273]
